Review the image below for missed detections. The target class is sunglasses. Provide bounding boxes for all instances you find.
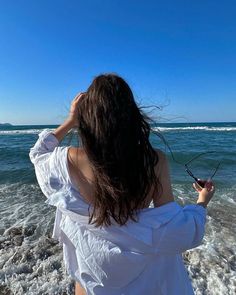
[184,152,221,188]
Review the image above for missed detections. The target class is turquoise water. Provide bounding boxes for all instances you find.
[0,123,235,294]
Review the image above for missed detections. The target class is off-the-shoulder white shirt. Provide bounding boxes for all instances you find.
[29,129,207,295]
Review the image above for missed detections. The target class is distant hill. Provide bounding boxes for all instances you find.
[0,123,12,126]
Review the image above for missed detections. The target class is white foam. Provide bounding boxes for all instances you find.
[0,129,55,135]
[0,182,235,294]
[0,126,236,135]
[153,126,236,132]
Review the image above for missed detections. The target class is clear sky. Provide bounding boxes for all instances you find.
[0,0,236,125]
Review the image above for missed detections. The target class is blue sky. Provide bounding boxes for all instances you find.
[0,0,236,125]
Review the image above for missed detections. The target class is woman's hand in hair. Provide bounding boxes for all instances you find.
[68,92,86,127]
[52,92,85,142]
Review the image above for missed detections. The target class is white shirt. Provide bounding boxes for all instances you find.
[29,129,207,295]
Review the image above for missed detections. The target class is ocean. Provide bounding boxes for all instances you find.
[0,122,235,295]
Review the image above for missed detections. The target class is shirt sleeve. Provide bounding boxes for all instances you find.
[29,129,69,198]
[157,204,207,254]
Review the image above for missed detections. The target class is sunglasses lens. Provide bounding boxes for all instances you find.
[197,179,206,188]
[185,153,220,182]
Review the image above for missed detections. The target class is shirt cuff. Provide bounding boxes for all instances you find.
[38,129,59,151]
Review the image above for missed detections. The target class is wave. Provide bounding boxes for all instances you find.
[1,126,236,135]
[0,129,55,135]
[153,126,236,132]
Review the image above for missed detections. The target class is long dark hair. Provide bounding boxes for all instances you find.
[76,73,162,227]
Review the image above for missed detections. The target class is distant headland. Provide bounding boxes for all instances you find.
[0,123,12,126]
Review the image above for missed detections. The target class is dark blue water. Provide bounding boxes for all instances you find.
[0,123,235,294]
[1,122,235,187]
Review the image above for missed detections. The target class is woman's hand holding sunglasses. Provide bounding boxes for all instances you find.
[193,180,215,208]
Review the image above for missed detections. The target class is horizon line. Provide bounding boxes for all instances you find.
[1,121,236,126]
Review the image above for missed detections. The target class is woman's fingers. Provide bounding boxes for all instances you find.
[70,93,86,110]
[193,180,215,196]
[209,185,215,192]
[73,92,86,101]
[67,92,86,127]
[204,181,215,192]
[193,182,202,192]
[193,183,198,191]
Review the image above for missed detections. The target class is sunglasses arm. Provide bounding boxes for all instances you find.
[185,165,199,183]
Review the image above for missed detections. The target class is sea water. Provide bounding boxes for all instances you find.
[0,122,235,295]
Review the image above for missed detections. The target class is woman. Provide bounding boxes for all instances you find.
[29,73,214,295]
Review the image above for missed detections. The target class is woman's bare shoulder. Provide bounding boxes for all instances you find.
[152,148,175,207]
[153,148,167,174]
[154,148,166,158]
[68,147,87,166]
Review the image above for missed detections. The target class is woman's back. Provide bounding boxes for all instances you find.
[67,146,175,295]
[67,147,174,208]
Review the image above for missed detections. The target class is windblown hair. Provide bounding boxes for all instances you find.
[77,73,162,227]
